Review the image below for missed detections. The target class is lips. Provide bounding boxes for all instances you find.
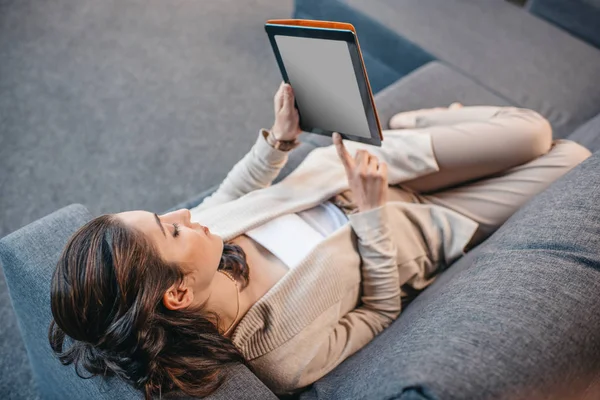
[202,226,210,234]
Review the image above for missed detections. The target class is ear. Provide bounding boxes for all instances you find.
[162,280,194,311]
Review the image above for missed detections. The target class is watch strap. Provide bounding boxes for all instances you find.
[261,128,301,152]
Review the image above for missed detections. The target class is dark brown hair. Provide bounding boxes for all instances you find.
[48,214,252,399]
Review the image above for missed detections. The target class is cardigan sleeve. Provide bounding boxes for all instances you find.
[294,204,403,389]
[247,202,478,395]
[192,129,290,211]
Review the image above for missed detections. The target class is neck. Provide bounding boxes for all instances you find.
[215,271,242,337]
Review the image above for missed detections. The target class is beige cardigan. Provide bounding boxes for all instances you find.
[190,128,478,395]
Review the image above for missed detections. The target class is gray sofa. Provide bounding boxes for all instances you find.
[2,0,600,399]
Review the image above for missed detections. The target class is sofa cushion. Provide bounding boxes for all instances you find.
[567,113,600,153]
[301,152,600,399]
[0,204,277,400]
[373,61,512,131]
[304,0,600,138]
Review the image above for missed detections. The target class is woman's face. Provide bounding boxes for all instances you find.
[116,209,224,307]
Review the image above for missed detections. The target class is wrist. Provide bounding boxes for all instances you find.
[270,124,301,142]
[262,128,300,152]
[270,125,283,141]
[354,195,387,214]
[348,205,390,237]
[356,204,385,214]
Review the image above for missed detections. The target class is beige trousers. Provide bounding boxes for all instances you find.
[395,106,592,249]
[333,106,592,250]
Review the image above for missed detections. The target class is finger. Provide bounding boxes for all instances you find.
[370,154,379,166]
[274,82,285,113]
[356,150,370,177]
[355,150,370,165]
[368,156,378,176]
[333,132,353,172]
[282,84,294,111]
[378,161,388,180]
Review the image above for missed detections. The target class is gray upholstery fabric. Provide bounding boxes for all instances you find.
[0,0,295,239]
[0,205,277,399]
[293,0,435,93]
[166,184,222,214]
[340,0,600,138]
[302,151,600,400]
[373,61,512,130]
[527,0,600,49]
[202,364,278,400]
[567,113,600,153]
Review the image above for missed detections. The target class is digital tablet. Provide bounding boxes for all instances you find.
[265,19,383,147]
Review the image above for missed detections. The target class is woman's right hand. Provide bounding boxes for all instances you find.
[333,132,388,212]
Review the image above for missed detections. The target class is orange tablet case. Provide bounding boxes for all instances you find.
[265,19,383,141]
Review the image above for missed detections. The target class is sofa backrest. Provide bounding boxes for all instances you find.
[527,0,600,49]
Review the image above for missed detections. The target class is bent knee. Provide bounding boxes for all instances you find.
[522,109,553,158]
[551,139,592,168]
[498,107,554,159]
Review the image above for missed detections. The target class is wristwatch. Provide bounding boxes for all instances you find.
[261,128,301,152]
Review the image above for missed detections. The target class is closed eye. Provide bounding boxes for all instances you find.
[172,223,180,238]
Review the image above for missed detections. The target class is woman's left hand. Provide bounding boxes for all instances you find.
[270,81,302,141]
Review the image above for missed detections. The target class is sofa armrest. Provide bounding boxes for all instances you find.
[0,204,277,400]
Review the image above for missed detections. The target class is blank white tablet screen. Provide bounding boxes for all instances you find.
[274,34,371,139]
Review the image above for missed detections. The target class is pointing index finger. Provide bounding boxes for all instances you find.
[333,132,353,172]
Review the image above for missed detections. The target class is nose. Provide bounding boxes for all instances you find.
[160,208,192,225]
[179,208,192,225]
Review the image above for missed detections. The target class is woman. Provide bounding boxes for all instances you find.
[48,82,591,399]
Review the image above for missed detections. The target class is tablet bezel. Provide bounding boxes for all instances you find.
[265,23,382,147]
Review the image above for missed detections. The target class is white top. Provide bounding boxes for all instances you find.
[245,201,349,269]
